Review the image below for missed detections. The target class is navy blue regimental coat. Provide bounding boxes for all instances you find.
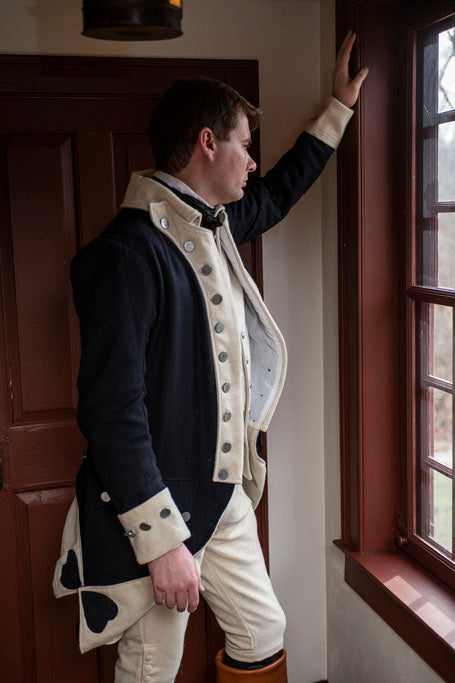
[53,98,353,652]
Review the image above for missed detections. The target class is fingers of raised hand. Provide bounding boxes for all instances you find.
[336,30,356,66]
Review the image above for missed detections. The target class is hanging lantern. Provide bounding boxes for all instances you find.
[82,0,183,41]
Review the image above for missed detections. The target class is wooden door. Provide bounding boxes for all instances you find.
[0,56,266,683]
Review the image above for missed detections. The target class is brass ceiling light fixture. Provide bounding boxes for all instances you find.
[82,0,183,41]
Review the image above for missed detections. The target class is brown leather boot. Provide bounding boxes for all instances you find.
[215,649,287,682]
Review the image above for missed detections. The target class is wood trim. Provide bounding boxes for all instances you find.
[0,54,259,97]
[337,0,402,554]
[335,542,455,683]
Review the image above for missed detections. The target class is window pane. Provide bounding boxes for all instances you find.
[428,469,452,552]
[417,302,453,469]
[438,213,455,289]
[439,27,455,113]
[427,387,453,469]
[433,304,452,382]
[438,121,455,202]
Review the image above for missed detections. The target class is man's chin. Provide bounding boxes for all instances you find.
[217,189,243,205]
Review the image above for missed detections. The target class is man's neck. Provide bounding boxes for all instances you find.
[154,170,215,208]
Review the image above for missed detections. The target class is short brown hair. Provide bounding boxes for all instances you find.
[149,77,262,174]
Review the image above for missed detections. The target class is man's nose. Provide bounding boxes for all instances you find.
[247,155,257,173]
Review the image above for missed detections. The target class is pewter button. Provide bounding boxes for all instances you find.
[160,508,171,518]
[139,522,151,531]
[182,511,191,522]
[215,322,224,333]
[184,241,195,252]
[100,491,111,502]
[212,294,223,305]
[201,264,212,275]
[223,411,231,422]
[125,529,136,538]
[160,217,169,229]
[219,351,228,362]
[218,469,229,480]
[241,331,246,339]
[222,382,230,393]
[222,442,232,453]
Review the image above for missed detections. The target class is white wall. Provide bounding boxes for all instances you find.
[320,2,444,682]
[0,1,327,681]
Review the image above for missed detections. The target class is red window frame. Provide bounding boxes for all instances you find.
[336,1,455,679]
[407,12,455,583]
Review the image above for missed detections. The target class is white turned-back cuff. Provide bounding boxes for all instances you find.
[304,96,354,149]
[118,487,191,565]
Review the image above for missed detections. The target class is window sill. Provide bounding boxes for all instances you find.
[334,540,455,682]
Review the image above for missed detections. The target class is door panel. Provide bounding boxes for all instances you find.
[0,56,262,683]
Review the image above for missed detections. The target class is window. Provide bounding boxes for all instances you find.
[336,1,455,679]
[413,20,455,568]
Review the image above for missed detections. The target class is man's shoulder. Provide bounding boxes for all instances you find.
[73,208,162,262]
[70,208,164,285]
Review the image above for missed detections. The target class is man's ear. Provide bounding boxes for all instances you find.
[198,127,217,162]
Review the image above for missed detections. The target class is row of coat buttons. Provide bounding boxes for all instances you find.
[159,226,235,482]
[159,223,235,483]
[202,258,234,483]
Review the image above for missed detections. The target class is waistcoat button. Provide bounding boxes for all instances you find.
[201,264,212,275]
[212,294,223,305]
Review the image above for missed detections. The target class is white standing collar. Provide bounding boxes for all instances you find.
[154,170,214,209]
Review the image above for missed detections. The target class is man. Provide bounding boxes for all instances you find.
[54,31,367,682]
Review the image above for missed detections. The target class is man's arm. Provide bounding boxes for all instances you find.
[226,31,368,245]
[73,238,192,562]
[73,237,203,611]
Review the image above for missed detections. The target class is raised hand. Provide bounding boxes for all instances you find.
[333,30,369,108]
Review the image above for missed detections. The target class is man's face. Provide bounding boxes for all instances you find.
[211,111,257,204]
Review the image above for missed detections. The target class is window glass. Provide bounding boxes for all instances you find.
[438,122,455,202]
[428,469,452,552]
[438,213,455,289]
[432,303,452,382]
[439,28,455,113]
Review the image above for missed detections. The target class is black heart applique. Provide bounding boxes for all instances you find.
[81,591,119,633]
[60,549,81,590]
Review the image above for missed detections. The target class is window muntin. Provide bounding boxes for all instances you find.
[413,19,455,565]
